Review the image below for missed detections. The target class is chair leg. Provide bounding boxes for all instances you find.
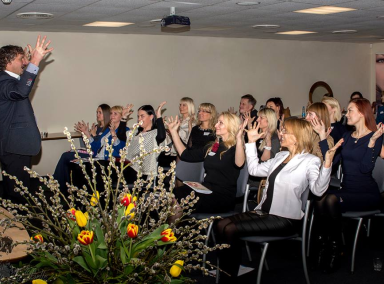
[351,218,363,274]
[257,243,269,284]
[203,222,214,269]
[307,212,315,257]
[302,232,310,284]
[246,241,252,261]
[367,218,371,237]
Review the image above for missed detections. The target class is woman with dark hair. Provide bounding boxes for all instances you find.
[314,98,384,273]
[215,118,340,283]
[116,102,167,183]
[305,102,334,163]
[350,91,363,101]
[266,97,284,129]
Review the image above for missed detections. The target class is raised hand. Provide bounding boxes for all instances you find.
[109,121,117,138]
[165,116,180,135]
[90,123,97,136]
[122,104,134,120]
[28,35,53,66]
[246,122,267,143]
[228,107,237,115]
[244,111,256,129]
[74,121,91,138]
[236,118,248,141]
[370,123,384,144]
[156,101,166,118]
[324,138,343,168]
[310,116,327,140]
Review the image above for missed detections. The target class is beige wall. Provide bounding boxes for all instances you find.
[0,31,371,174]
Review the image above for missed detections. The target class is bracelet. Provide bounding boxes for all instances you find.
[263,146,272,150]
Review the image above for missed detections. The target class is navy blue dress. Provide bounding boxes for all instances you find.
[329,131,383,212]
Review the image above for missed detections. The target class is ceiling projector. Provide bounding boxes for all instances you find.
[161,7,190,33]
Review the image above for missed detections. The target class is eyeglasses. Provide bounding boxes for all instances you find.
[281,129,293,135]
[198,109,211,114]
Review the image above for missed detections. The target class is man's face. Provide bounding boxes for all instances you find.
[6,53,27,75]
[239,98,253,114]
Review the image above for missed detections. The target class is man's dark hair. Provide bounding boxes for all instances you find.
[0,45,24,71]
[241,94,256,107]
[350,91,363,100]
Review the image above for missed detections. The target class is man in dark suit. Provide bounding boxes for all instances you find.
[0,35,53,202]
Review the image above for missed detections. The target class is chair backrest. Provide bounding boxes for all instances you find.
[175,161,205,183]
[373,157,384,193]
[236,163,249,198]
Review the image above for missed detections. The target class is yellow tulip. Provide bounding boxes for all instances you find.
[32,280,47,284]
[125,203,135,220]
[170,260,184,277]
[90,191,100,206]
[77,230,94,245]
[30,234,44,243]
[127,223,139,238]
[75,210,88,227]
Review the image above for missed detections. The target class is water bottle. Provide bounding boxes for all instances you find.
[302,106,306,118]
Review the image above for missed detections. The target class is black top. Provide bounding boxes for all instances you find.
[187,125,216,150]
[330,121,347,145]
[261,162,287,213]
[181,142,242,200]
[116,118,166,145]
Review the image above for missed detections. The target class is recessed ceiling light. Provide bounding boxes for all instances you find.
[332,30,357,34]
[83,21,134,27]
[236,2,260,6]
[252,24,280,28]
[276,31,317,35]
[17,12,54,19]
[294,6,356,15]
[172,1,200,5]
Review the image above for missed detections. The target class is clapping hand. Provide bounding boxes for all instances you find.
[90,123,97,136]
[165,116,181,135]
[245,122,267,143]
[236,119,248,142]
[109,121,117,138]
[156,101,166,118]
[243,111,256,129]
[324,139,343,168]
[370,123,384,145]
[27,35,54,66]
[122,104,134,120]
[228,107,237,115]
[74,121,91,138]
[310,116,329,140]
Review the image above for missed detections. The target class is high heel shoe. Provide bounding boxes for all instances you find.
[323,240,341,273]
[317,235,329,270]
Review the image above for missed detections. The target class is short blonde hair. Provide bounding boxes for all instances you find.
[180,97,195,118]
[283,118,313,155]
[198,103,217,130]
[258,108,278,151]
[111,105,123,115]
[322,97,342,122]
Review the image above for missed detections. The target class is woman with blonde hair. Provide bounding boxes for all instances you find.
[166,111,246,213]
[187,102,217,150]
[215,118,341,282]
[305,102,334,162]
[322,97,347,144]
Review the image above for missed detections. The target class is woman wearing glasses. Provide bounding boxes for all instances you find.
[216,118,341,283]
[187,103,217,150]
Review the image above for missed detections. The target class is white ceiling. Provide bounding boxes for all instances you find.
[1,0,384,43]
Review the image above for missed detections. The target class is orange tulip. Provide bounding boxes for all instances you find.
[31,234,44,243]
[160,228,177,242]
[127,223,138,238]
[77,230,94,246]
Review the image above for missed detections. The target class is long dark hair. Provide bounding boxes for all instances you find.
[266,97,284,117]
[137,105,156,133]
[98,104,111,132]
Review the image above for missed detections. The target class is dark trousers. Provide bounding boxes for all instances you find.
[216,212,299,283]
[0,153,31,203]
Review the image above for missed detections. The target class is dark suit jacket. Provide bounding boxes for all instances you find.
[0,70,41,156]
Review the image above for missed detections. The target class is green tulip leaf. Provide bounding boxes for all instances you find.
[73,256,91,273]
[120,246,127,265]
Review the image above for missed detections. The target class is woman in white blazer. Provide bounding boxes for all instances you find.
[216,118,342,283]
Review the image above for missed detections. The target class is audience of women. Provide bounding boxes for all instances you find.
[305,102,334,162]
[314,98,384,273]
[187,103,217,150]
[166,111,246,214]
[116,102,166,182]
[216,118,341,283]
[53,105,128,190]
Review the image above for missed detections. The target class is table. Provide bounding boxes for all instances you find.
[41,131,82,141]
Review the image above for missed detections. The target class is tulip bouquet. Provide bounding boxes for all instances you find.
[0,123,227,283]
